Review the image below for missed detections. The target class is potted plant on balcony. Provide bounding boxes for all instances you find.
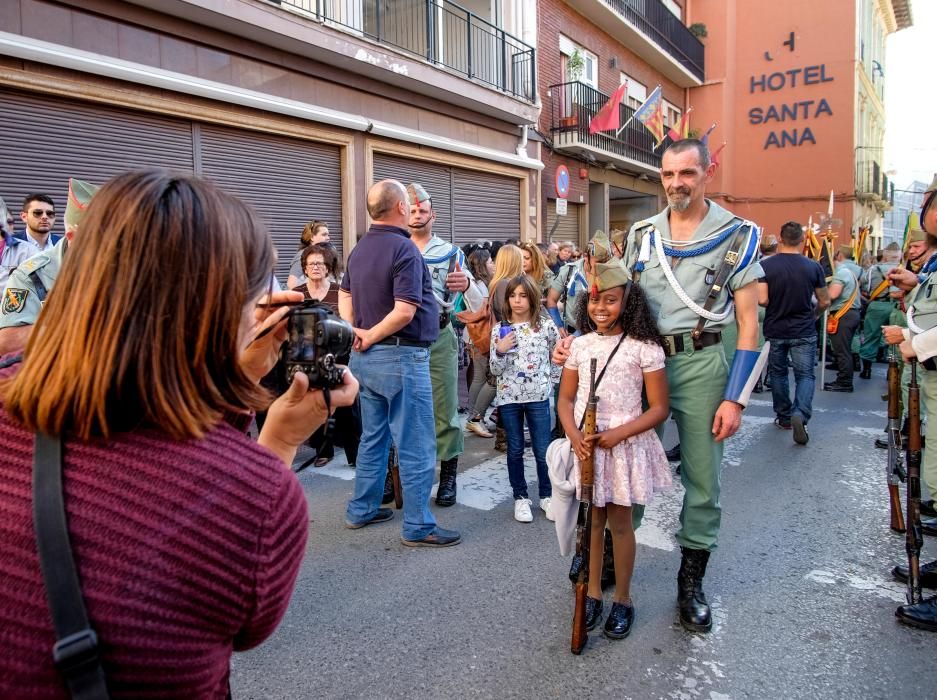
[560,49,585,128]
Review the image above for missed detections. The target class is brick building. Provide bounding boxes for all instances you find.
[535,0,703,247]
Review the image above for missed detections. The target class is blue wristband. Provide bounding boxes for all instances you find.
[724,348,762,406]
[548,306,564,329]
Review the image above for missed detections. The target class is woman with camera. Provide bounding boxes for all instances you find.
[293,243,362,468]
[0,170,358,697]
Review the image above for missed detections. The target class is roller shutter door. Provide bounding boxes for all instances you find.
[0,89,193,219]
[373,153,452,240]
[198,125,343,280]
[451,169,520,247]
[546,200,581,246]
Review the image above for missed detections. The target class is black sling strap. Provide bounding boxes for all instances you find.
[690,224,751,349]
[576,290,631,431]
[29,270,49,303]
[32,434,110,699]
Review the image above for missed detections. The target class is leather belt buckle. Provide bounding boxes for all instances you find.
[662,335,677,357]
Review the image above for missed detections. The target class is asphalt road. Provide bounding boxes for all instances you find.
[231,362,937,699]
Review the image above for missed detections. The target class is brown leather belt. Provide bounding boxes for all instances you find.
[661,331,722,357]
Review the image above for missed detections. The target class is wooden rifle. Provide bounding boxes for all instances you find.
[571,358,598,655]
[905,360,924,604]
[886,346,906,533]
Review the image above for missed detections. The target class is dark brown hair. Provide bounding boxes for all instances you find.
[503,274,542,331]
[301,243,337,274]
[3,170,276,440]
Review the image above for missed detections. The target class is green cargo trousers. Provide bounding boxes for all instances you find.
[430,324,464,462]
[859,300,896,361]
[632,341,728,551]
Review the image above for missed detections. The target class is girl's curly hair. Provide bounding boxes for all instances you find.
[574,282,664,348]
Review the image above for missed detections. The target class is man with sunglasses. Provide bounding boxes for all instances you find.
[16,194,61,252]
[0,180,97,356]
[0,197,38,291]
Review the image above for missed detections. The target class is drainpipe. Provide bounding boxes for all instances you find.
[516,124,529,156]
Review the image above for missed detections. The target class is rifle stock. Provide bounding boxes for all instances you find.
[571,358,598,655]
[388,445,402,510]
[905,360,924,604]
[887,348,906,533]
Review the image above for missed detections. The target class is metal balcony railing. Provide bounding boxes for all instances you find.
[549,81,662,170]
[600,0,704,81]
[268,0,536,102]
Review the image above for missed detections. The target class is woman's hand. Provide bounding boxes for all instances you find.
[240,290,304,384]
[258,368,359,467]
[496,331,517,354]
[570,429,592,462]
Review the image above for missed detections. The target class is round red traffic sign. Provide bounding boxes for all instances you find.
[555,165,570,198]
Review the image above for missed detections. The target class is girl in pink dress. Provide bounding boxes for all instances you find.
[557,263,670,641]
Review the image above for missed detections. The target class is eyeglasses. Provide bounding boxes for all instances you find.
[29,209,56,217]
[305,261,327,268]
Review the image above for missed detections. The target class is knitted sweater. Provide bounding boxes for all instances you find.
[0,363,308,698]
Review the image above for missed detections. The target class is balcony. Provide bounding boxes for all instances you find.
[564,0,704,86]
[856,160,894,212]
[549,81,661,176]
[271,0,536,102]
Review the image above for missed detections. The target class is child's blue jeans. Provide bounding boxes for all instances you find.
[500,399,552,500]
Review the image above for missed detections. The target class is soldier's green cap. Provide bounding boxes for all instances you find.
[406,183,430,205]
[64,178,99,230]
[587,230,613,264]
[586,258,631,296]
[609,228,627,249]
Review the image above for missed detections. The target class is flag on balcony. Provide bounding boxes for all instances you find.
[632,85,665,145]
[710,142,726,167]
[667,107,692,142]
[700,122,717,146]
[589,82,628,134]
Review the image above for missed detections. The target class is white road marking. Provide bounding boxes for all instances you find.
[748,398,886,418]
[804,569,906,603]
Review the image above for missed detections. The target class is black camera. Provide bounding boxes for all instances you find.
[281,301,355,389]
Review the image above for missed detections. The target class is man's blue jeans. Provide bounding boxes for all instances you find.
[346,345,437,540]
[767,336,818,423]
[499,399,552,500]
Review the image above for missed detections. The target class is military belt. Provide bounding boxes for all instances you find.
[661,331,721,358]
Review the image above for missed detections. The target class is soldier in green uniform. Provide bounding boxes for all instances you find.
[0,178,98,355]
[823,249,863,392]
[406,183,483,506]
[857,243,900,378]
[555,139,764,633]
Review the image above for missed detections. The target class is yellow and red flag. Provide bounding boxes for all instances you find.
[633,85,665,145]
[667,107,692,142]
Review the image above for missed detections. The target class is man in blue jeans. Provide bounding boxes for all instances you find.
[338,180,461,547]
[758,221,830,445]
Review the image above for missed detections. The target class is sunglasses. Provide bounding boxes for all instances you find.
[30,209,56,217]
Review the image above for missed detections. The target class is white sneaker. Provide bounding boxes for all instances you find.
[514,498,533,523]
[540,497,555,521]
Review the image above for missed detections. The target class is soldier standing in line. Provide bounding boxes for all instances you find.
[857,242,901,379]
[406,183,483,506]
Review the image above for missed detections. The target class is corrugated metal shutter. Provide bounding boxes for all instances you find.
[198,125,343,281]
[0,89,193,223]
[546,200,581,245]
[372,153,452,241]
[451,168,520,247]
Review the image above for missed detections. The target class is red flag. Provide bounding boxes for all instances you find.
[667,107,692,142]
[711,142,727,166]
[589,82,628,134]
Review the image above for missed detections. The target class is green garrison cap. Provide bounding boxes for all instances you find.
[64,178,99,231]
[586,258,631,297]
[609,228,627,250]
[406,182,430,205]
[907,212,927,244]
[587,230,614,264]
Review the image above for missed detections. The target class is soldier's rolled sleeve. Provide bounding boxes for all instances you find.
[728,261,764,292]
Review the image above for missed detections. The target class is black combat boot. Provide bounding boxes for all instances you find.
[896,594,937,632]
[436,457,458,507]
[568,529,616,590]
[860,359,872,379]
[677,547,712,632]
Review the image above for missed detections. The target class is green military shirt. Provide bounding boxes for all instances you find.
[906,271,937,335]
[549,259,588,330]
[829,264,861,313]
[622,200,763,336]
[0,238,66,328]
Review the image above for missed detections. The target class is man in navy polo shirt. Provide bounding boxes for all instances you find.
[339,179,461,548]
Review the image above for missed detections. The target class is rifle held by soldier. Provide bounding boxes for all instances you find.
[887,347,906,533]
[905,360,924,604]
[571,358,598,655]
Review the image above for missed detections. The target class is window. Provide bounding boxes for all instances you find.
[663,100,682,129]
[559,35,598,88]
[621,73,646,110]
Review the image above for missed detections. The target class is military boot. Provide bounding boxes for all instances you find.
[677,547,712,632]
[860,359,872,380]
[436,457,458,507]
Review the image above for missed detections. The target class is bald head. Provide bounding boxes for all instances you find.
[367,179,409,226]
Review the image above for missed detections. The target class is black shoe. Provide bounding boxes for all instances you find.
[922,518,937,537]
[824,382,854,393]
[791,415,809,445]
[853,353,861,371]
[874,437,889,449]
[921,500,937,518]
[677,547,712,633]
[345,508,394,529]
[603,601,635,639]
[860,359,872,379]
[585,596,604,631]
[401,526,462,548]
[775,415,792,430]
[665,444,681,462]
[896,594,937,632]
[892,559,937,589]
[825,363,838,370]
[436,457,458,507]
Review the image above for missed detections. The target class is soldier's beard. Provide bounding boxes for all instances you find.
[668,191,691,212]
